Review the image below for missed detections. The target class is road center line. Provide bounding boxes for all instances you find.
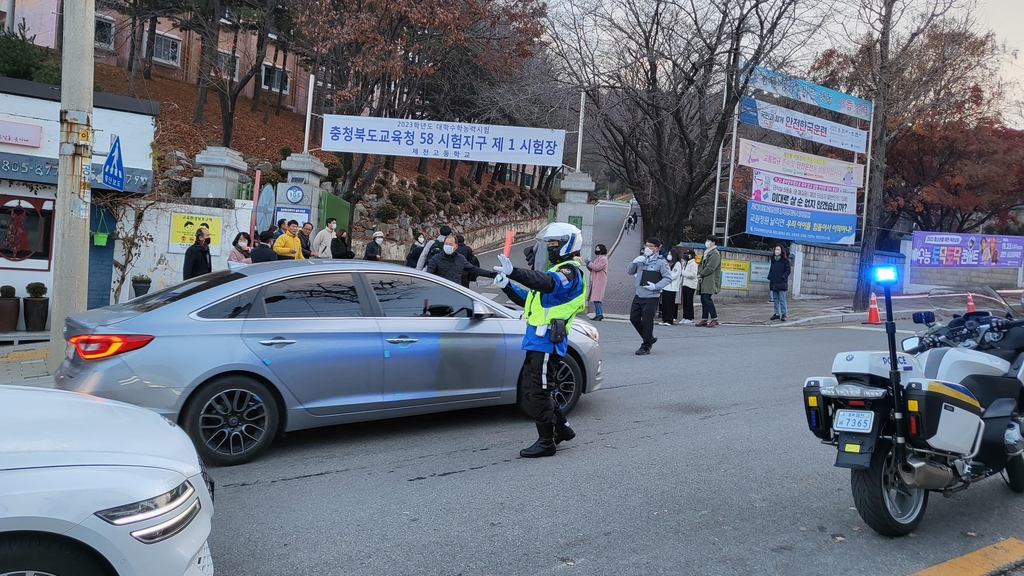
[911,538,1024,576]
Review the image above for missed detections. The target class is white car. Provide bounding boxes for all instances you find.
[0,385,215,576]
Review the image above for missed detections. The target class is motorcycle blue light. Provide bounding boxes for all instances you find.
[871,265,898,285]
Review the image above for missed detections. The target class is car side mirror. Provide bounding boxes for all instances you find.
[912,311,935,324]
[901,336,920,352]
[472,300,494,320]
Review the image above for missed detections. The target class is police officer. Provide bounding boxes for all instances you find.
[492,223,586,458]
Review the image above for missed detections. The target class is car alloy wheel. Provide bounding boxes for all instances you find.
[199,389,269,458]
[552,355,583,415]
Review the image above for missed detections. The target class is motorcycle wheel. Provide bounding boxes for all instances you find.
[851,439,928,537]
[1003,453,1024,493]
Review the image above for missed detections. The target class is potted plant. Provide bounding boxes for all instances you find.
[132,273,152,297]
[0,285,19,332]
[23,282,49,332]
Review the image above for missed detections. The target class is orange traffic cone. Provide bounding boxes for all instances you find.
[967,293,976,313]
[865,292,882,324]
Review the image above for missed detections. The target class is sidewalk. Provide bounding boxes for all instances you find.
[0,341,53,386]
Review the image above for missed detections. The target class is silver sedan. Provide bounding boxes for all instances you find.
[55,260,603,466]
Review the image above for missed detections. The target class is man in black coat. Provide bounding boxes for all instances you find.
[250,230,279,263]
[426,236,494,285]
[455,234,479,287]
[183,227,212,280]
[298,222,315,259]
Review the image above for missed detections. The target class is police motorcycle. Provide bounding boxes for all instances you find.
[802,267,1024,537]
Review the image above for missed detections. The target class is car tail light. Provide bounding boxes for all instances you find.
[69,334,153,360]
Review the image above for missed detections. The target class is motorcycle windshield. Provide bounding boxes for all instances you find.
[927,286,1017,319]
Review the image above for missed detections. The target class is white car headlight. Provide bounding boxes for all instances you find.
[95,480,194,526]
[575,323,599,342]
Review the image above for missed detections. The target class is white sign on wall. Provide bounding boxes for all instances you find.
[321,115,566,167]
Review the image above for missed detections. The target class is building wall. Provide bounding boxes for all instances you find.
[792,242,905,297]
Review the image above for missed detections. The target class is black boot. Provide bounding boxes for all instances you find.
[553,410,576,444]
[520,422,556,458]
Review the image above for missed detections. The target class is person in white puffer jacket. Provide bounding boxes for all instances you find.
[660,247,683,326]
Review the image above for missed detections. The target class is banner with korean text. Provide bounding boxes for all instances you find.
[746,66,872,121]
[739,139,864,187]
[910,232,1024,268]
[739,97,867,153]
[746,201,858,245]
[321,115,566,167]
[752,169,857,214]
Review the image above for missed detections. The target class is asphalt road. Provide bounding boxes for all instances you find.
[206,320,1024,575]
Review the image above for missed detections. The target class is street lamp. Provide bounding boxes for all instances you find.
[872,264,907,459]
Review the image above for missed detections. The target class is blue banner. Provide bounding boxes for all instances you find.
[746,67,872,121]
[739,96,868,153]
[746,200,858,245]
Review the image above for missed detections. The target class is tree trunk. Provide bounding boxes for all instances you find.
[142,15,157,80]
[274,48,289,116]
[853,0,894,312]
[219,91,235,147]
[490,163,504,185]
[417,157,429,176]
[127,11,139,72]
[385,156,396,171]
[447,159,458,180]
[531,165,538,189]
[262,44,280,123]
[473,162,484,185]
[127,17,141,96]
[192,25,218,124]
[250,33,268,112]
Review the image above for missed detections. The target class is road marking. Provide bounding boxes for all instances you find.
[912,538,1024,576]
[0,349,49,363]
[839,325,917,335]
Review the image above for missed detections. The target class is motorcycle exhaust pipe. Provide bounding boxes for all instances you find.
[897,456,957,490]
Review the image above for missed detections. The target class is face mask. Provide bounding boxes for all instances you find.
[643,247,654,257]
[443,244,456,255]
[375,237,383,245]
[418,236,425,244]
[203,237,211,246]
[238,241,248,248]
[667,255,672,261]
[547,246,562,263]
[329,223,336,230]
[705,241,712,249]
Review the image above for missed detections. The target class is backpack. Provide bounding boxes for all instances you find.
[425,240,444,262]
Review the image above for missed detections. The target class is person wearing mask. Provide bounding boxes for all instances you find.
[365,230,385,261]
[455,234,480,288]
[491,223,585,458]
[331,228,355,259]
[250,230,278,263]
[273,220,303,260]
[659,247,683,326]
[228,232,252,264]
[627,237,672,354]
[406,231,426,267]
[680,249,698,324]
[426,235,493,285]
[586,244,608,321]
[313,218,337,258]
[273,219,287,239]
[768,243,791,321]
[183,226,212,280]
[696,235,722,327]
[298,222,316,258]
[416,225,451,269]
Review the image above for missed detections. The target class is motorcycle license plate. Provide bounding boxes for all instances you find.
[833,409,874,433]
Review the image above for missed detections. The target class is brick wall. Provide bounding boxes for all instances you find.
[793,242,904,297]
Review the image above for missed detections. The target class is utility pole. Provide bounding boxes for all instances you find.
[575,91,585,172]
[4,0,14,32]
[47,0,95,373]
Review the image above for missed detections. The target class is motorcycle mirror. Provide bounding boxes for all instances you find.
[902,336,920,352]
[912,311,935,324]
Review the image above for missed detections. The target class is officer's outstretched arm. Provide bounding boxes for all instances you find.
[501,283,528,307]
[508,266,557,293]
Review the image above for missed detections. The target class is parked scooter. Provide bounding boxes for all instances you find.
[802,273,1024,536]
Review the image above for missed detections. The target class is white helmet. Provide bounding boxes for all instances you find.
[537,222,583,259]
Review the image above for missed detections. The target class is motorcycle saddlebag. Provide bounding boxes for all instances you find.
[902,379,983,455]
[803,377,835,441]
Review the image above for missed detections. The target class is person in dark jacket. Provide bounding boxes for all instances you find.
[455,234,479,287]
[426,235,494,285]
[767,243,791,321]
[406,231,425,267]
[364,231,384,261]
[298,222,315,259]
[183,227,212,280]
[331,228,355,259]
[250,230,279,263]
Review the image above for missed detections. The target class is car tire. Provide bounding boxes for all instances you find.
[0,535,108,576]
[1004,452,1024,493]
[183,375,280,467]
[517,353,584,417]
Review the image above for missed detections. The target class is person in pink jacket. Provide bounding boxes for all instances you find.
[586,243,609,320]
[228,232,252,264]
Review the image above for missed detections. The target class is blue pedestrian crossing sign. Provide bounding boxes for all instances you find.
[102,135,125,191]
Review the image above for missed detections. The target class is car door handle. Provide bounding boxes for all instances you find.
[386,338,419,344]
[259,339,297,346]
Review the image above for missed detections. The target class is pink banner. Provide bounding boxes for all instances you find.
[739,139,864,187]
[0,120,43,148]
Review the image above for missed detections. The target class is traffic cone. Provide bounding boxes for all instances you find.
[865,293,882,324]
[967,293,976,313]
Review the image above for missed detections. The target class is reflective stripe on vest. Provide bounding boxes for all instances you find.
[524,261,586,327]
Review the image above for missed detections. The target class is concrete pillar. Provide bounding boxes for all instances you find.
[555,172,596,259]
[192,147,247,198]
[276,153,328,228]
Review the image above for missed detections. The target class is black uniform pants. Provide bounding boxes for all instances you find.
[521,350,561,427]
[630,295,659,347]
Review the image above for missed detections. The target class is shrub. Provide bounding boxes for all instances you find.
[418,202,436,216]
[0,23,61,83]
[0,285,14,298]
[389,191,412,209]
[376,204,399,222]
[483,200,499,215]
[416,175,430,188]
[131,274,151,282]
[325,162,344,183]
[25,282,47,298]
[373,184,385,195]
[459,177,472,188]
[484,188,495,199]
[448,205,462,217]
[434,192,450,205]
[449,190,467,204]
[432,180,446,192]
[412,192,428,206]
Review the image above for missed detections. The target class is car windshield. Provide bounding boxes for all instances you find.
[926,286,1018,319]
[123,271,246,312]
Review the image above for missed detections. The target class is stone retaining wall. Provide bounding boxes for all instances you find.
[792,243,904,297]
